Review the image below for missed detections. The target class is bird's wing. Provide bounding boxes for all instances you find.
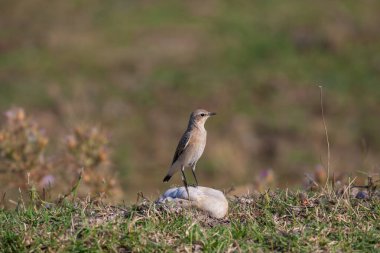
[171,131,191,165]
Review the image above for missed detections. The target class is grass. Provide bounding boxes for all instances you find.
[1,0,380,199]
[1,2,380,251]
[0,189,379,252]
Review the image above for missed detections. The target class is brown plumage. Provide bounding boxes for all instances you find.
[163,109,216,196]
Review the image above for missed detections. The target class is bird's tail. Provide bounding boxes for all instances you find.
[163,163,178,182]
[163,174,172,182]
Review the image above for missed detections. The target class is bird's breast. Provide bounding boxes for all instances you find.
[188,131,207,164]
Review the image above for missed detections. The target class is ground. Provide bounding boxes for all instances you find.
[1,189,379,252]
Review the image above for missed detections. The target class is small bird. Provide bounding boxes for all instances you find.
[163,109,216,196]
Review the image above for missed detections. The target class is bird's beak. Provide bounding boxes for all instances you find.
[208,112,217,116]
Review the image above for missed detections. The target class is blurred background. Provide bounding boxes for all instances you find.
[1,0,380,202]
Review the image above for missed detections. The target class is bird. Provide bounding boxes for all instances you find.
[163,109,216,197]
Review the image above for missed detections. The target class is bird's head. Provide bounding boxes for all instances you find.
[189,109,216,127]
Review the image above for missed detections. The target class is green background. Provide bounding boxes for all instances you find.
[1,0,380,199]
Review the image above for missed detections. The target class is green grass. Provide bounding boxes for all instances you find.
[2,0,380,200]
[1,190,379,252]
[1,2,380,250]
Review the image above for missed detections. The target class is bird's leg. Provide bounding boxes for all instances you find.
[181,166,190,200]
[191,163,199,187]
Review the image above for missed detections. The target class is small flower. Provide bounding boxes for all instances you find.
[314,164,327,185]
[356,191,368,200]
[5,108,25,122]
[98,148,108,162]
[16,109,25,121]
[299,192,310,206]
[38,137,49,148]
[65,135,78,149]
[40,174,55,188]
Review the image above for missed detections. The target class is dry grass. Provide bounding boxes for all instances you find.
[0,108,123,203]
[0,183,379,252]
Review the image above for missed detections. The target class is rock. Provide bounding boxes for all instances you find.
[157,186,228,218]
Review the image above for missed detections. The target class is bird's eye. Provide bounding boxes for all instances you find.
[200,113,205,117]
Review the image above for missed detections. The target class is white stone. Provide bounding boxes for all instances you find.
[157,186,228,218]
